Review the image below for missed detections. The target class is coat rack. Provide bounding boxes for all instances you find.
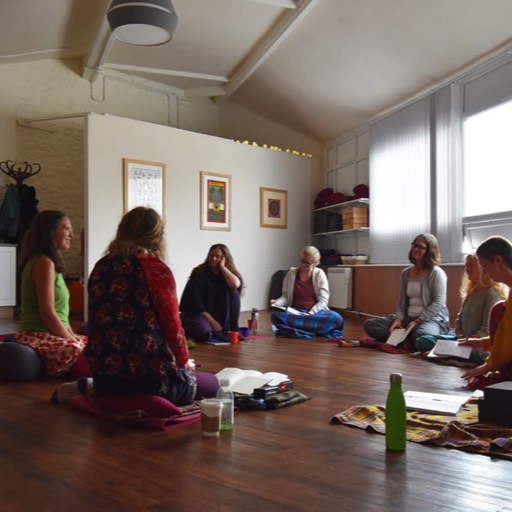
[0,160,41,186]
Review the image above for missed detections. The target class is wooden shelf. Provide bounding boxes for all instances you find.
[313,198,369,213]
[314,227,369,237]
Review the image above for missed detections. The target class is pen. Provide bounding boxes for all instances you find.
[466,328,477,340]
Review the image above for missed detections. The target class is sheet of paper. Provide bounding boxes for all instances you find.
[404,390,469,416]
[272,305,302,315]
[386,325,413,346]
[428,339,472,359]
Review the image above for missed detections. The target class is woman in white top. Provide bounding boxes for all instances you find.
[364,234,451,348]
[270,246,344,338]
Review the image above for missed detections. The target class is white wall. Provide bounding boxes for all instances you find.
[86,113,318,311]
[0,58,323,278]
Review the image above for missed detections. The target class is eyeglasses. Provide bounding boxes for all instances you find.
[411,242,427,251]
[300,259,315,266]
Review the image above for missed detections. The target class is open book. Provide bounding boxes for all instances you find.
[427,339,472,360]
[271,305,302,315]
[386,324,414,346]
[404,391,469,416]
[215,367,289,395]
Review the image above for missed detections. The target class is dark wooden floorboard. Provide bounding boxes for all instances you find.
[0,311,510,511]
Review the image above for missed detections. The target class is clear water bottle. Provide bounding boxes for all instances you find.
[216,378,234,430]
[251,308,259,334]
[385,373,407,451]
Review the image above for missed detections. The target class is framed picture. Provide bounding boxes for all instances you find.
[200,171,231,231]
[260,187,287,228]
[123,159,166,220]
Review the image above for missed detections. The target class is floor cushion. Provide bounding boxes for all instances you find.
[0,340,43,380]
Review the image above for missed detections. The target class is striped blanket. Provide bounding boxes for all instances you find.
[331,398,512,459]
[271,308,344,339]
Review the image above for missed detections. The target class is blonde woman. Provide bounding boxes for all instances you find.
[270,246,344,338]
[461,236,512,387]
[415,253,507,354]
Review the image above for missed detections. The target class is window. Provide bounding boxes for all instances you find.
[462,99,512,250]
[463,99,512,217]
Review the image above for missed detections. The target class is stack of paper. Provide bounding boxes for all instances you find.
[404,390,469,416]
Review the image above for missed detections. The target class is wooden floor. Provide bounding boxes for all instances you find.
[0,311,511,512]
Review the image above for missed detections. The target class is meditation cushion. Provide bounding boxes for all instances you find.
[94,394,183,417]
[0,340,43,381]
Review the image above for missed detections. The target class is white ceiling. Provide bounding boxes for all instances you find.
[2,0,512,142]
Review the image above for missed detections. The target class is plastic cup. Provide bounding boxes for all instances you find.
[228,331,239,344]
[200,398,222,437]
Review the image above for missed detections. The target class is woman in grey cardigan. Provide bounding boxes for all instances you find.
[364,233,450,348]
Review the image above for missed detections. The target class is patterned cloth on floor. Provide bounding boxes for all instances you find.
[331,398,512,460]
[272,309,343,339]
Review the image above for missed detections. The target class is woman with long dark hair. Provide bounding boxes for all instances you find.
[7,210,88,379]
[180,243,243,342]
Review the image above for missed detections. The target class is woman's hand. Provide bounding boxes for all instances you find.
[200,312,222,333]
[406,318,421,331]
[461,362,489,380]
[457,337,486,349]
[388,318,402,333]
[210,319,223,332]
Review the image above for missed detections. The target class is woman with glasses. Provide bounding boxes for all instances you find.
[363,233,450,348]
[270,246,344,338]
[0,210,88,381]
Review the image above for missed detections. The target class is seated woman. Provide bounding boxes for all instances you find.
[270,246,344,338]
[56,207,219,407]
[179,243,243,342]
[0,210,88,380]
[363,233,451,348]
[462,236,512,389]
[415,253,507,356]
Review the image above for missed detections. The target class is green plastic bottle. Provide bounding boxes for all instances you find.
[385,373,407,451]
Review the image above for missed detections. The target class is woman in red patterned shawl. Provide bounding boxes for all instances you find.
[83,207,217,405]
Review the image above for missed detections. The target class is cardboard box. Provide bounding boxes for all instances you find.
[343,221,368,230]
[342,206,368,219]
[342,207,368,229]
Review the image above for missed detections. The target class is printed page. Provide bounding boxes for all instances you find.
[428,339,472,359]
[271,305,302,315]
[215,368,272,394]
[386,325,413,346]
[404,391,468,415]
[230,375,273,395]
[215,368,247,387]
[261,372,289,386]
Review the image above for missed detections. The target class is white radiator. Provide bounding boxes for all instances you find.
[327,267,353,309]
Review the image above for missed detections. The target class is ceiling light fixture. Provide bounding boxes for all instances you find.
[107,0,178,46]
